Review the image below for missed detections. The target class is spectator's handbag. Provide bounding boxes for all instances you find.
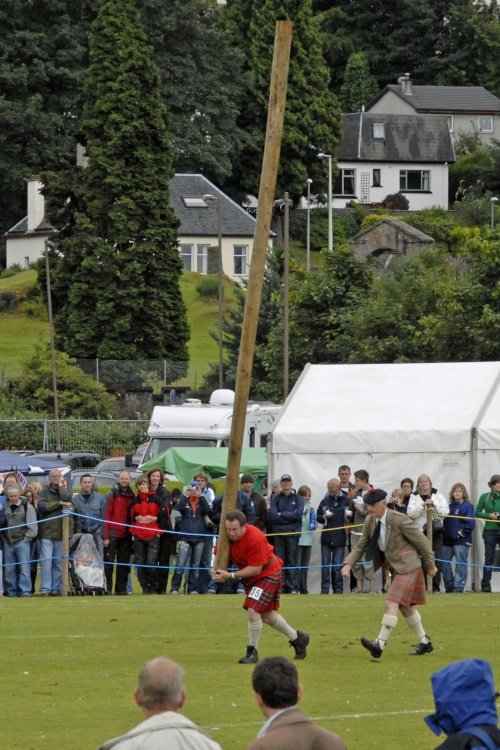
[423,518,443,535]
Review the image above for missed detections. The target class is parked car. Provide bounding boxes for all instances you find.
[71,457,139,488]
[70,470,123,492]
[132,442,148,467]
[21,450,102,471]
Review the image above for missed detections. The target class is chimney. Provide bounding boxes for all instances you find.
[26,177,45,231]
[399,72,413,96]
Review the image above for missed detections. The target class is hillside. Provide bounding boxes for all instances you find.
[0,269,235,388]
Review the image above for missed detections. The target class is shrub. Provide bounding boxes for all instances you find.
[196,276,219,299]
[0,290,18,311]
[0,264,23,279]
[382,192,409,210]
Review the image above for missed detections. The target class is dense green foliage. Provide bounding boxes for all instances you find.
[9,345,117,418]
[224,0,342,201]
[44,0,189,364]
[340,51,378,112]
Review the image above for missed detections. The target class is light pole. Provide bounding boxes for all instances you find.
[203,194,224,388]
[306,178,312,271]
[491,196,498,231]
[44,239,62,451]
[318,152,332,252]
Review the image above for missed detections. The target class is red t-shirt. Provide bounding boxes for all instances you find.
[230,524,282,585]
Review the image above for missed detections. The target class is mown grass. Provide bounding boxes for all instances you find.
[2,592,497,750]
[0,270,236,386]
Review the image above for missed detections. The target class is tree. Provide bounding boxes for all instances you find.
[138,0,247,184]
[11,345,117,418]
[45,0,189,365]
[340,52,378,112]
[223,0,342,201]
[0,0,96,235]
[260,246,372,400]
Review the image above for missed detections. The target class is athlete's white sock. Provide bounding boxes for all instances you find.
[404,611,428,642]
[270,613,297,641]
[376,614,398,649]
[248,620,263,648]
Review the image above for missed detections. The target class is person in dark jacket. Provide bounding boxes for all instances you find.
[73,474,106,557]
[2,485,38,597]
[269,474,304,594]
[442,483,475,593]
[425,659,500,749]
[103,470,135,595]
[170,482,211,595]
[317,478,351,594]
[37,468,74,596]
[240,474,267,531]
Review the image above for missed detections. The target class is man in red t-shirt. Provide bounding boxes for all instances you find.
[212,510,309,664]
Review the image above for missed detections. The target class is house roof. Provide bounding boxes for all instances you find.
[169,174,257,237]
[4,216,54,237]
[349,218,435,244]
[367,85,500,114]
[337,113,455,164]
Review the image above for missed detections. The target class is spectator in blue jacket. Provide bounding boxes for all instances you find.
[269,474,304,594]
[317,478,351,594]
[73,474,106,558]
[170,482,210,595]
[442,482,475,593]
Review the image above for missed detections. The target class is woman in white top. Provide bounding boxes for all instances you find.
[408,474,449,592]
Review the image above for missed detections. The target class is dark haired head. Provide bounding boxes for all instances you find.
[354,469,369,483]
[252,657,299,708]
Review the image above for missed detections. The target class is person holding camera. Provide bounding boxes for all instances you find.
[475,474,500,593]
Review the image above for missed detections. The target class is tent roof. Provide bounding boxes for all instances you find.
[272,363,500,455]
[140,447,267,484]
[0,451,70,474]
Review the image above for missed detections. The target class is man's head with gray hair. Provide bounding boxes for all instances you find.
[135,657,186,716]
[6,485,21,499]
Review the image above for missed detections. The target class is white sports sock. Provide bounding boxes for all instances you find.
[270,613,297,641]
[404,611,427,641]
[248,620,263,648]
[376,613,398,649]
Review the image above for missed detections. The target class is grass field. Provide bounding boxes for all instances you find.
[2,592,498,750]
[0,270,236,386]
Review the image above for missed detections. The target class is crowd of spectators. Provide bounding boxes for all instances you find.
[0,464,498,596]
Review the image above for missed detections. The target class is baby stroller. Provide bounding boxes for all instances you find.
[69,533,107,595]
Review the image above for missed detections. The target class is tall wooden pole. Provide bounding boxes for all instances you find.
[215,20,292,570]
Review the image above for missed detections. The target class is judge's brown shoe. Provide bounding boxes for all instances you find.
[361,637,383,658]
[409,638,434,656]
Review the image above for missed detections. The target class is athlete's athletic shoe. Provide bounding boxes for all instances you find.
[361,637,383,658]
[409,638,434,656]
[238,645,258,664]
[290,631,309,660]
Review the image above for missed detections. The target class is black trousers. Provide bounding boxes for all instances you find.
[104,535,132,594]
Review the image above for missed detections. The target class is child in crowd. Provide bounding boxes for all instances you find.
[297,485,316,595]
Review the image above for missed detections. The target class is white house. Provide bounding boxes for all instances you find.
[366,75,500,148]
[5,174,260,282]
[334,112,455,210]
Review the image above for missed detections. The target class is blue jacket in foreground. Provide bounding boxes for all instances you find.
[443,500,475,546]
[269,490,304,533]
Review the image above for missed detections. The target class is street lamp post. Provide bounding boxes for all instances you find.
[203,194,224,388]
[306,178,312,272]
[318,152,332,252]
[491,196,498,231]
[44,239,62,451]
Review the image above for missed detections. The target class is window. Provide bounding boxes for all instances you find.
[447,115,454,133]
[372,169,381,187]
[196,244,208,274]
[234,245,248,276]
[373,122,385,139]
[182,196,209,207]
[180,243,193,271]
[333,169,355,196]
[399,170,430,191]
[478,115,493,133]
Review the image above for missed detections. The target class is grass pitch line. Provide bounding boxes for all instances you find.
[208,707,431,730]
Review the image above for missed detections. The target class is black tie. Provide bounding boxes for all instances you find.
[365,520,381,561]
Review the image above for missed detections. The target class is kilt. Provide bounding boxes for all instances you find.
[386,567,426,607]
[243,571,282,613]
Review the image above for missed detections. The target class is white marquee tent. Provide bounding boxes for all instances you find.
[270,362,500,592]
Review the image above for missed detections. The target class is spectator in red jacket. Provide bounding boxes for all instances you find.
[103,470,134,595]
[130,476,162,594]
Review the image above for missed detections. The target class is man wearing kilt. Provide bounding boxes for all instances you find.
[341,488,437,658]
[212,510,309,665]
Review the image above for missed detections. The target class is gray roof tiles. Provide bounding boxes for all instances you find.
[337,113,455,163]
[368,85,500,113]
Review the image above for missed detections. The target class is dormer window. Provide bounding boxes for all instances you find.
[373,122,385,140]
[182,196,209,207]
